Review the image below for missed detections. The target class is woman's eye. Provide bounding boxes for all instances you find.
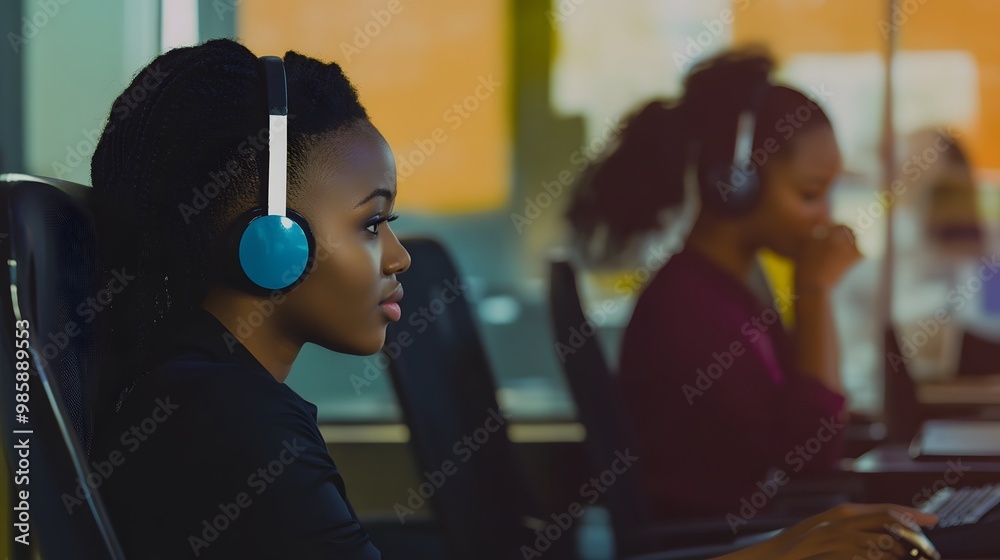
[365,214,398,237]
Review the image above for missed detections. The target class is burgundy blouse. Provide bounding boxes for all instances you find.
[618,246,846,519]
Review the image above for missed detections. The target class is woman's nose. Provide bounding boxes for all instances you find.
[383,230,411,276]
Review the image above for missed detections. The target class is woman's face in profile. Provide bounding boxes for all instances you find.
[280,122,411,356]
[747,125,842,258]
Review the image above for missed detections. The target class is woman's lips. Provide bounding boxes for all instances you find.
[379,285,403,322]
[380,302,401,322]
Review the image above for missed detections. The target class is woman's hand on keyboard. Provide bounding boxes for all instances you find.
[720,503,939,559]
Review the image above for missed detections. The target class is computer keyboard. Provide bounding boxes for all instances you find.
[918,483,1000,558]
[920,483,1000,527]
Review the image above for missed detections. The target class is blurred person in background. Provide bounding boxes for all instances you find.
[890,128,1000,379]
[567,48,860,519]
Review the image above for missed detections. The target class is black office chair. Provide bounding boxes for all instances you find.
[547,259,824,557]
[546,260,649,549]
[383,237,567,560]
[0,174,125,559]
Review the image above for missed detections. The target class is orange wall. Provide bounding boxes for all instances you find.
[238,0,510,213]
[734,0,1000,170]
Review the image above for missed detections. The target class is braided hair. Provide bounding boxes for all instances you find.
[566,47,832,264]
[91,38,369,424]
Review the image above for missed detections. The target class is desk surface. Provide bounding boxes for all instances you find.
[918,375,1000,406]
[852,443,1000,473]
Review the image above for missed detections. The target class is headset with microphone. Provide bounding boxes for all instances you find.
[690,79,772,216]
[228,55,316,294]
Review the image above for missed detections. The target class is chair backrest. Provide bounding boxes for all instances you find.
[883,325,924,443]
[547,260,649,545]
[0,174,125,558]
[384,237,535,560]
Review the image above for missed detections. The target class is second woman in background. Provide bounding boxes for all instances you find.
[568,48,861,519]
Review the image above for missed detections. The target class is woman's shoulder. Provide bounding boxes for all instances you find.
[632,253,733,324]
[91,357,364,558]
[621,249,775,373]
[98,352,318,455]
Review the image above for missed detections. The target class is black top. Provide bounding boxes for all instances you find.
[91,307,382,559]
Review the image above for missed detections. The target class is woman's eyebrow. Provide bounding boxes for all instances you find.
[354,188,395,208]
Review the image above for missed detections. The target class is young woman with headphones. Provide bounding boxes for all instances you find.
[566,48,942,557]
[89,39,407,558]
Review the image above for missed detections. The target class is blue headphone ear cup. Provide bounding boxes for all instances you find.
[237,209,315,291]
[711,163,760,215]
[285,208,317,279]
[732,167,761,211]
[697,145,761,216]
